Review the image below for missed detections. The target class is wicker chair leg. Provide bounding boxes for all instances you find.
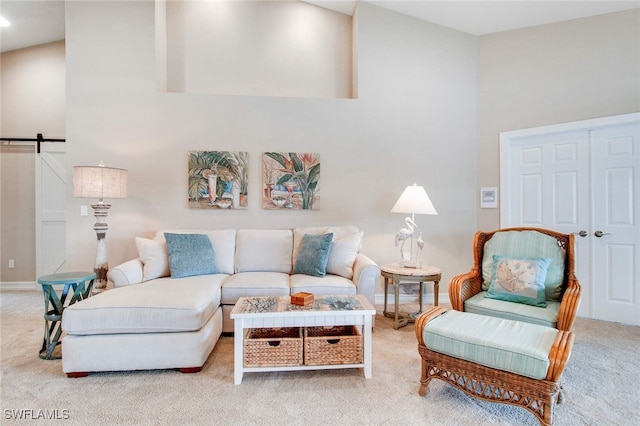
[419,358,430,396]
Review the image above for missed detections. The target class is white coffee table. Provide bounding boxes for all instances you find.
[230,295,376,384]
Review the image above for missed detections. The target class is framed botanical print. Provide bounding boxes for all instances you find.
[188,151,248,209]
[262,152,320,210]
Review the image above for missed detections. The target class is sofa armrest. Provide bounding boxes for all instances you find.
[107,259,144,287]
[448,271,482,311]
[353,253,379,307]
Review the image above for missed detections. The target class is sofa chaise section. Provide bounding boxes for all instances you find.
[61,275,224,376]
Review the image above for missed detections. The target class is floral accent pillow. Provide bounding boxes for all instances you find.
[485,256,551,307]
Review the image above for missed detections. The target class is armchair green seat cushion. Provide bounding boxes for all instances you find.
[422,309,559,380]
[464,291,561,328]
[449,227,582,331]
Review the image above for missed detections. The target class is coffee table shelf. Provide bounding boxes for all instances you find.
[230,295,375,384]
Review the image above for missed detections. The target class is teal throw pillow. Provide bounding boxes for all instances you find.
[293,233,334,277]
[485,255,550,308]
[164,233,217,278]
[481,230,565,301]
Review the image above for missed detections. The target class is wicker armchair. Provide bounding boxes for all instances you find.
[448,227,582,331]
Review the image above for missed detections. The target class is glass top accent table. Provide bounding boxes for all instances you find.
[230,295,375,384]
[37,271,95,360]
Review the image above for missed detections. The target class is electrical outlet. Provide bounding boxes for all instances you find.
[8,259,15,269]
[80,205,88,216]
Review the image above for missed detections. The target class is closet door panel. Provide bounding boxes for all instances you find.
[501,114,640,325]
[504,130,591,318]
[591,124,640,325]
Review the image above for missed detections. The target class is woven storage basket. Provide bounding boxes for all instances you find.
[244,327,303,367]
[304,326,363,366]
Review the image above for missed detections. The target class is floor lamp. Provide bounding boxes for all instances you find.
[73,162,127,292]
[391,183,437,268]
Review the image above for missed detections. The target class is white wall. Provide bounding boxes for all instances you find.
[65,1,478,297]
[477,9,640,231]
[165,0,353,98]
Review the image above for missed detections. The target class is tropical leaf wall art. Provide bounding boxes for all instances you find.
[262,152,320,210]
[188,151,249,209]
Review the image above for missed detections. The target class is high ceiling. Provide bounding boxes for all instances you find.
[0,1,65,52]
[1,1,639,53]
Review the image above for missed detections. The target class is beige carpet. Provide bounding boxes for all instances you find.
[1,290,639,425]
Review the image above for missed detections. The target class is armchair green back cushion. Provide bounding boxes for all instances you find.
[481,231,565,301]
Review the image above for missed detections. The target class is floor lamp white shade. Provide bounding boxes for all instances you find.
[73,162,127,291]
[391,184,437,267]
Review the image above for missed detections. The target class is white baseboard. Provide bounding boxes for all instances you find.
[0,281,39,291]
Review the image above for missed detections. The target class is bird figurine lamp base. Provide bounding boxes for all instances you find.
[395,216,426,268]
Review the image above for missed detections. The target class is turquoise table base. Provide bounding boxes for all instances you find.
[38,271,95,360]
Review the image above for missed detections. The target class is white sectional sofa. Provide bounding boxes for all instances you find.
[61,226,379,377]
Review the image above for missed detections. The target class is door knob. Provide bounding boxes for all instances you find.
[594,230,611,238]
[573,230,588,237]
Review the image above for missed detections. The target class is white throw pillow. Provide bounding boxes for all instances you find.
[326,231,363,279]
[135,237,170,281]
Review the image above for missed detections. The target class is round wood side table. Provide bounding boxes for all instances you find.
[380,263,442,329]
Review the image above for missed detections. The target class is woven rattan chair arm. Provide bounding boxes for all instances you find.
[448,272,482,311]
[545,330,575,382]
[414,306,448,346]
[557,276,582,331]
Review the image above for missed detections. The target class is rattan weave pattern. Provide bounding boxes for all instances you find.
[417,346,561,426]
[243,327,303,367]
[304,326,363,366]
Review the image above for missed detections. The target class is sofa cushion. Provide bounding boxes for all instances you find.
[423,310,558,380]
[221,272,290,304]
[235,229,293,273]
[485,256,550,308]
[135,237,170,281]
[465,291,560,328]
[293,226,361,278]
[155,229,236,275]
[326,231,363,279]
[293,233,333,277]
[62,275,225,335]
[165,233,217,278]
[481,230,566,301]
[290,274,356,296]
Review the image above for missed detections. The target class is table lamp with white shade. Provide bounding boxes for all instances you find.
[391,183,437,268]
[73,161,127,292]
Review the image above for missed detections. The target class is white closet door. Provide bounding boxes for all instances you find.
[36,143,66,278]
[504,130,591,318]
[590,124,640,325]
[500,113,640,325]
